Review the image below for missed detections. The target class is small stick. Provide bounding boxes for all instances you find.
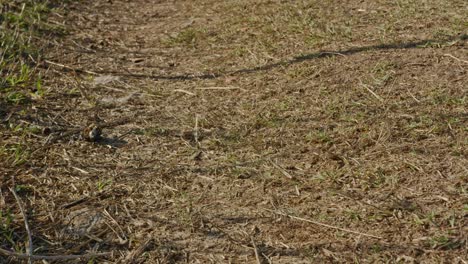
[61,196,89,209]
[117,129,136,140]
[195,86,242,90]
[407,90,420,103]
[194,114,200,146]
[102,209,127,243]
[361,83,383,102]
[269,160,292,179]
[173,89,195,95]
[261,252,272,264]
[250,237,262,264]
[0,248,110,261]
[124,237,153,264]
[443,54,468,64]
[61,189,110,209]
[71,166,90,174]
[9,188,33,264]
[270,210,383,239]
[44,60,98,75]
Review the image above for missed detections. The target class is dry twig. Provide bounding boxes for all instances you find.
[270,210,383,239]
[361,83,383,102]
[9,188,33,264]
[443,54,468,64]
[269,159,293,179]
[173,89,196,95]
[124,237,154,264]
[44,60,98,75]
[194,114,200,146]
[250,237,262,264]
[196,86,242,90]
[0,248,111,261]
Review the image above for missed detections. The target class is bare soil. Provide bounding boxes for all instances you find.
[1,0,467,263]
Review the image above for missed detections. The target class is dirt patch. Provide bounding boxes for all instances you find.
[1,0,467,263]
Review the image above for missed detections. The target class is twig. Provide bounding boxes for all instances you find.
[320,52,346,57]
[102,209,127,243]
[0,248,111,261]
[9,188,33,264]
[44,60,98,75]
[117,129,136,140]
[124,237,154,264]
[270,210,383,239]
[71,166,90,174]
[269,159,292,179]
[60,191,109,209]
[361,83,383,102]
[250,237,262,264]
[173,89,195,95]
[407,90,420,103]
[195,86,242,90]
[262,252,272,264]
[194,114,200,146]
[61,196,89,209]
[443,54,468,64]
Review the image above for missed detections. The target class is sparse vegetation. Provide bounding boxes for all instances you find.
[1,0,467,263]
[0,0,54,102]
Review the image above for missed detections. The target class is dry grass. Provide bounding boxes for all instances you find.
[1,0,467,263]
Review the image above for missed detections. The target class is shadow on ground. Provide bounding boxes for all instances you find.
[81,34,467,81]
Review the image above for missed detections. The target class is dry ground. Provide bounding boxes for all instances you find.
[1,0,467,263]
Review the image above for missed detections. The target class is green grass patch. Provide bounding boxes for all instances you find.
[0,143,30,166]
[0,0,59,104]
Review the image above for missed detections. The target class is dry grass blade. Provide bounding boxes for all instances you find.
[44,60,98,75]
[9,188,33,264]
[194,114,200,146]
[195,86,242,90]
[124,237,154,264]
[0,248,111,261]
[270,210,383,240]
[269,159,293,179]
[361,83,384,102]
[250,237,262,264]
[443,54,468,64]
[173,89,196,95]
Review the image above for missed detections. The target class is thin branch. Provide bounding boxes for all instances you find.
[262,252,273,264]
[443,54,468,64]
[173,89,195,95]
[9,188,33,264]
[361,83,383,102]
[124,237,153,264]
[0,248,111,261]
[195,86,242,90]
[269,159,293,179]
[194,114,200,146]
[250,237,262,264]
[270,210,383,240]
[44,60,98,75]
